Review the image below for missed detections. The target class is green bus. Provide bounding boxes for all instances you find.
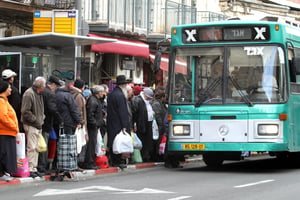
[166,18,300,167]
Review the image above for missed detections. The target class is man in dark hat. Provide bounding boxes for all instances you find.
[107,75,131,168]
[37,75,63,174]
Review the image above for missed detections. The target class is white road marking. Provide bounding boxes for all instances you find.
[234,179,274,188]
[34,186,174,196]
[168,196,192,200]
[118,188,174,194]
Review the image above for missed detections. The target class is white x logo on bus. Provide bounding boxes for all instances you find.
[254,27,266,40]
[185,29,197,42]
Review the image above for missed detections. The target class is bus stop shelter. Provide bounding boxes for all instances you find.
[0,32,116,93]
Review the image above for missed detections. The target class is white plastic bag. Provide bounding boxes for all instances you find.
[152,118,159,140]
[75,127,86,154]
[131,132,142,150]
[113,131,134,154]
[16,133,26,159]
[96,129,106,156]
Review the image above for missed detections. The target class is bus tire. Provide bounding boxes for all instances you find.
[164,154,183,168]
[203,152,224,168]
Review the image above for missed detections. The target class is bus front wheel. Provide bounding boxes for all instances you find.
[203,152,224,168]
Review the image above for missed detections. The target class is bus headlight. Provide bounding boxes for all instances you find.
[257,124,279,136]
[173,125,190,136]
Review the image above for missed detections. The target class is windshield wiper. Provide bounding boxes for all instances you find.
[229,76,253,107]
[195,77,221,107]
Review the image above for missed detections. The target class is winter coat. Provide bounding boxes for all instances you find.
[21,87,44,129]
[55,88,81,130]
[107,86,130,148]
[151,99,167,135]
[132,95,149,135]
[42,86,63,133]
[0,95,18,136]
[86,94,103,128]
[70,86,87,126]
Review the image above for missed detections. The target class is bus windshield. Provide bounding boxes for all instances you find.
[170,45,287,105]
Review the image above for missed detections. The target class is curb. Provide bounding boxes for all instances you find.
[0,162,163,186]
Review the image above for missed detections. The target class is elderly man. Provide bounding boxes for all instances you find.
[37,75,63,174]
[84,85,105,169]
[107,75,131,167]
[21,76,46,178]
[132,87,155,162]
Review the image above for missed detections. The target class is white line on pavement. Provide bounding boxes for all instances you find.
[168,196,192,200]
[234,179,274,188]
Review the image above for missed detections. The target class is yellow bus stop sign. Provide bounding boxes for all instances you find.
[33,10,78,35]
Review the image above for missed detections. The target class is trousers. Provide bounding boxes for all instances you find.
[24,124,42,172]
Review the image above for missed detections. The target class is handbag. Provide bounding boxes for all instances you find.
[95,129,106,156]
[132,149,143,163]
[37,134,47,153]
[159,134,167,155]
[57,127,78,170]
[16,133,26,159]
[131,132,142,150]
[95,155,109,168]
[48,128,57,140]
[113,131,134,154]
[152,118,159,140]
[75,127,84,154]
[12,157,30,177]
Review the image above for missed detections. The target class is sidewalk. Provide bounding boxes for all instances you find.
[0,162,165,186]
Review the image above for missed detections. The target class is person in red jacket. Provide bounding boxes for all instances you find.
[0,80,19,182]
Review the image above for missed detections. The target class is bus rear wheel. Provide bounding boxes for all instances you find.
[203,152,224,168]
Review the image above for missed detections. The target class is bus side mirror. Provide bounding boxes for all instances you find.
[292,57,300,75]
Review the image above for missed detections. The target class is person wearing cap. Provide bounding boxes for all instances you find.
[21,76,46,178]
[84,85,105,169]
[132,87,155,162]
[107,75,131,167]
[133,85,142,96]
[0,80,19,182]
[1,69,21,131]
[37,75,63,174]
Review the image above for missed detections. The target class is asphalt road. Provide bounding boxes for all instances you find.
[1,156,300,200]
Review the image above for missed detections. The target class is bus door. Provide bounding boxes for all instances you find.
[0,52,21,91]
[199,110,249,143]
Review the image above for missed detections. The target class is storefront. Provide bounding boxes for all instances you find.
[89,33,150,86]
[0,32,115,94]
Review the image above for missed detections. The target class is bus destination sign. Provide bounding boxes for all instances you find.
[182,25,270,43]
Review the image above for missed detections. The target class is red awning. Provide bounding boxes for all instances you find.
[89,33,149,58]
[150,53,187,74]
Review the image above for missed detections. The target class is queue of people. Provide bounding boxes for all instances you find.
[0,70,168,182]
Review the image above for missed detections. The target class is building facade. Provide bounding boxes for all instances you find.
[0,0,300,88]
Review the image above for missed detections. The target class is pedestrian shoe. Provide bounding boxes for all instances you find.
[118,164,127,170]
[0,174,14,182]
[84,165,100,170]
[35,171,45,177]
[30,172,38,178]
[74,168,85,172]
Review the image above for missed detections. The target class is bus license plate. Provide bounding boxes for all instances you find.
[182,144,205,150]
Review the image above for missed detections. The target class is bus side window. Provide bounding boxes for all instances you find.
[289,59,296,83]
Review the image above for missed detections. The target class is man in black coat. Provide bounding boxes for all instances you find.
[84,85,105,169]
[37,75,63,173]
[132,87,154,162]
[107,75,130,167]
[55,85,81,135]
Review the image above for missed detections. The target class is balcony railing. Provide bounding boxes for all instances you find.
[10,0,75,9]
[83,0,228,37]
